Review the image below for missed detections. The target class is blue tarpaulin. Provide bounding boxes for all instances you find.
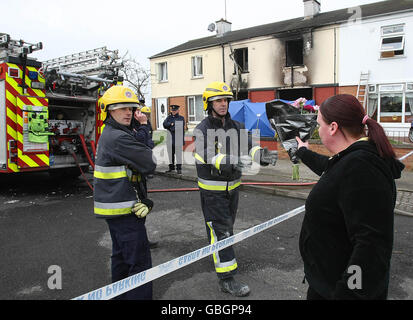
[229,99,315,137]
[228,99,249,123]
[243,101,275,137]
[229,99,275,137]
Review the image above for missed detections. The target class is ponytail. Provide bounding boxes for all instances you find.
[363,117,396,159]
[320,94,396,159]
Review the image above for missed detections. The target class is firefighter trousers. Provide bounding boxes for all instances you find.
[106,215,152,300]
[200,187,239,279]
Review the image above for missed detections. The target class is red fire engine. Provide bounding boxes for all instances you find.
[0,33,122,177]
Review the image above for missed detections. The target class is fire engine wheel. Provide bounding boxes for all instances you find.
[409,128,413,143]
[49,166,89,179]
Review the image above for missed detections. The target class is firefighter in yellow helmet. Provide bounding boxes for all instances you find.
[193,81,277,297]
[131,103,155,181]
[140,106,154,145]
[131,101,155,150]
[95,85,156,299]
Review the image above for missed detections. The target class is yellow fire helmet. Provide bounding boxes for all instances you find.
[141,106,151,114]
[202,81,233,111]
[98,86,140,121]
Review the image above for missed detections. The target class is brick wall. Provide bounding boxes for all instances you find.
[313,87,336,105]
[338,85,358,97]
[169,96,188,126]
[249,90,275,102]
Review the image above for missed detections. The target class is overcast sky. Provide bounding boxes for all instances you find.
[2,0,384,67]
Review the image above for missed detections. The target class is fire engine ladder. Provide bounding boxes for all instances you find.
[0,33,43,59]
[42,47,122,76]
[42,47,124,85]
[356,71,370,109]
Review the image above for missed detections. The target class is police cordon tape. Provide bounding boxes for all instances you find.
[72,204,306,300]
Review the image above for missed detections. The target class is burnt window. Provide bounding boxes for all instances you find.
[234,48,248,73]
[286,39,303,66]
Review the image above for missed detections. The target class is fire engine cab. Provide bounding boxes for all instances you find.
[0,33,122,177]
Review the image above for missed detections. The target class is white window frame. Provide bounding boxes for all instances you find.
[191,56,203,78]
[377,83,405,122]
[379,24,405,59]
[157,62,168,82]
[381,24,404,36]
[380,36,405,52]
[187,95,206,124]
[188,96,196,122]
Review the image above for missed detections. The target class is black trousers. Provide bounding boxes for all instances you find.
[200,188,239,279]
[106,215,152,300]
[167,142,183,170]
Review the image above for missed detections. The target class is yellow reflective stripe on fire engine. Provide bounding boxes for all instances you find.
[18,151,39,167]
[194,152,206,164]
[6,71,23,95]
[212,153,226,170]
[249,146,262,160]
[94,165,127,180]
[7,73,45,105]
[207,221,238,273]
[197,178,241,191]
[6,90,16,107]
[94,200,136,216]
[26,66,46,98]
[37,154,50,165]
[7,124,17,139]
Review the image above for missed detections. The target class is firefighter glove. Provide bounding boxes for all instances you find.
[234,155,252,172]
[132,199,154,218]
[260,148,278,166]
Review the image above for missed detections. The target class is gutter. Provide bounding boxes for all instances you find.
[149,6,413,60]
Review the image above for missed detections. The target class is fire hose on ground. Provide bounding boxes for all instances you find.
[147,181,317,193]
[75,149,413,216]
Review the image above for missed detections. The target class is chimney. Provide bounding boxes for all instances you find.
[216,18,232,37]
[303,0,321,19]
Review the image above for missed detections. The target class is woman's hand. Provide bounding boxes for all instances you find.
[296,136,309,150]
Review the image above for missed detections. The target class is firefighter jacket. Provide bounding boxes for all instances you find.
[194,113,262,191]
[94,116,156,219]
[132,118,155,149]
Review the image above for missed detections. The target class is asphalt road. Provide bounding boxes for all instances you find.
[0,172,412,300]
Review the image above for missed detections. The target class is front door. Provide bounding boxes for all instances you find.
[156,98,168,129]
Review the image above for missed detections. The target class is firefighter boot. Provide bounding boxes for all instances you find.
[219,277,250,297]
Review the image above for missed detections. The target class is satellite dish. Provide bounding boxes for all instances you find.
[207,23,216,32]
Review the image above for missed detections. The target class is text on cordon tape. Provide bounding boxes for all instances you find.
[73,205,305,300]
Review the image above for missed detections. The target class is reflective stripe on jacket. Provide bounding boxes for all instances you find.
[93,117,156,219]
[193,113,260,190]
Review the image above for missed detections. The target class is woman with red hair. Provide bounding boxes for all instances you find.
[296,94,404,300]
